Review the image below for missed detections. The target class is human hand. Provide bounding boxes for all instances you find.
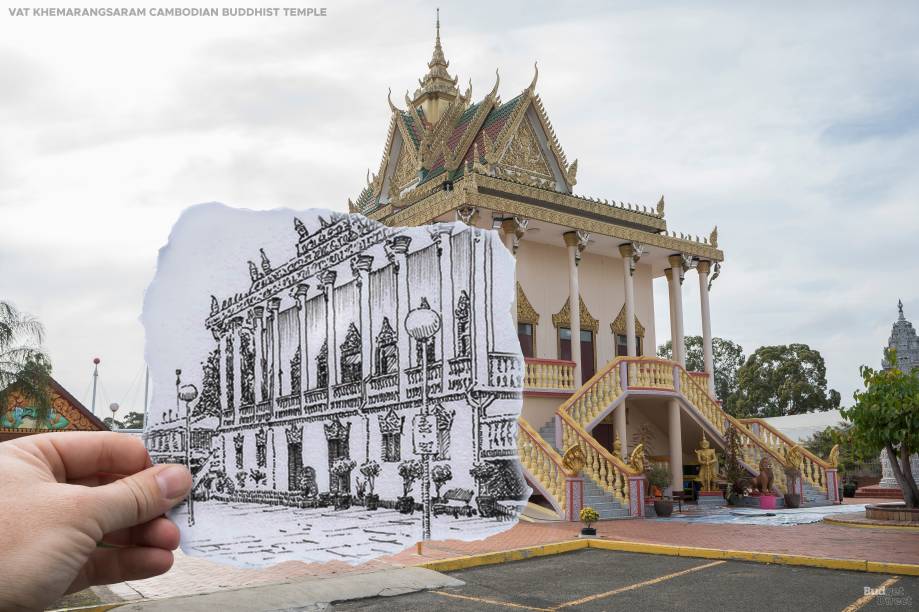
[0,432,191,611]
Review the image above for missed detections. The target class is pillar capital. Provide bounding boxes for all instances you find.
[267,297,281,312]
[696,260,712,276]
[564,230,589,265]
[252,305,265,318]
[350,253,374,277]
[619,242,643,276]
[318,269,337,290]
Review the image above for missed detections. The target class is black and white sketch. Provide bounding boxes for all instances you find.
[143,204,527,567]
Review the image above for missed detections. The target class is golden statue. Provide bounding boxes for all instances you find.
[695,433,718,492]
[561,444,586,476]
[828,444,840,468]
[629,443,645,473]
[786,445,803,470]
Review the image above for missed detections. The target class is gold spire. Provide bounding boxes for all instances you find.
[412,8,459,124]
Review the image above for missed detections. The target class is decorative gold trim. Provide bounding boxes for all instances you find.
[375,173,724,261]
[552,295,599,332]
[561,444,586,476]
[517,282,540,326]
[610,304,645,337]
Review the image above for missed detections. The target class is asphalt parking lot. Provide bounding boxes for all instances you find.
[333,549,918,611]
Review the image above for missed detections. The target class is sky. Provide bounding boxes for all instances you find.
[1,0,917,417]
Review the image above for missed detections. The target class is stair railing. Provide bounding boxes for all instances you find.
[517,416,570,517]
[558,411,639,506]
[740,418,830,492]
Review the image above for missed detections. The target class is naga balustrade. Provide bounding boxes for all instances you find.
[524,358,576,392]
[517,417,569,517]
[559,411,636,506]
[551,356,800,495]
[741,418,831,492]
[556,359,622,427]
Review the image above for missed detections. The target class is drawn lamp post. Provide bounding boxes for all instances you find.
[175,369,200,526]
[404,302,442,542]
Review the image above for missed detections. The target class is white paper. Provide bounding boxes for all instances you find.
[143,203,527,567]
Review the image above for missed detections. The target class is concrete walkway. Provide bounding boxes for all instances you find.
[96,497,917,605]
[109,567,463,611]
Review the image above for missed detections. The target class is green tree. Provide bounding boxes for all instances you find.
[104,410,145,430]
[801,424,854,473]
[732,344,840,417]
[0,301,54,426]
[842,350,919,507]
[657,336,745,414]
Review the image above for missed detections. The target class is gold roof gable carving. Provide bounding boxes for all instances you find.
[516,282,540,326]
[552,294,599,332]
[611,304,646,337]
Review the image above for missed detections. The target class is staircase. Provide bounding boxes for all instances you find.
[518,357,839,520]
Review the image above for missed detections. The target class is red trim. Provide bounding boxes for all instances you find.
[2,376,109,432]
[524,390,573,398]
[525,357,576,367]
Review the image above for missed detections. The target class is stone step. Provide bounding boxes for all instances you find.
[537,418,558,451]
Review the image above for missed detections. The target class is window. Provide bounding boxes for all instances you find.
[255,429,267,468]
[559,327,596,382]
[382,432,401,462]
[455,291,471,357]
[518,323,534,358]
[339,323,362,383]
[234,434,244,470]
[415,338,436,366]
[316,340,328,387]
[375,317,398,375]
[615,334,644,357]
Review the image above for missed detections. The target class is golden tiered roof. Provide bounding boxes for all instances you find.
[351,14,724,263]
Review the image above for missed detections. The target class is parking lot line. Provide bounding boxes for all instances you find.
[554,560,727,609]
[431,589,554,611]
[841,577,901,612]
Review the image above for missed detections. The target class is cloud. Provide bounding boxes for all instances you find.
[1,1,917,408]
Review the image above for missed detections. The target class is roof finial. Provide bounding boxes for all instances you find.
[899,299,905,320]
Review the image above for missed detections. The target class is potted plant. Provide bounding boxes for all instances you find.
[579,506,599,536]
[330,458,356,510]
[397,459,423,514]
[317,491,332,508]
[431,463,453,503]
[360,460,382,511]
[470,462,499,518]
[645,463,673,517]
[843,478,857,498]
[248,468,267,486]
[783,466,802,509]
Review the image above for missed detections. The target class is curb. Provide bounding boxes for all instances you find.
[823,517,919,532]
[418,538,919,576]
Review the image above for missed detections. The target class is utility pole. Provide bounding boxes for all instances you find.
[90,357,101,416]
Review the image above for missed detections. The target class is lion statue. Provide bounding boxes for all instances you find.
[750,457,776,495]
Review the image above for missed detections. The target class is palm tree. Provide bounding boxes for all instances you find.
[0,301,54,426]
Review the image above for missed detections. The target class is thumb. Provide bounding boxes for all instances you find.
[90,464,192,534]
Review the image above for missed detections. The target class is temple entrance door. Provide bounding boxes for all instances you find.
[288,442,303,491]
[327,438,351,493]
[593,422,614,454]
[560,328,596,384]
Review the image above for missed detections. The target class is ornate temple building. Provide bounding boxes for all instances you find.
[350,15,841,517]
[877,300,919,490]
[152,213,524,510]
[0,377,108,442]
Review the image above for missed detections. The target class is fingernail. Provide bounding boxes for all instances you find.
[156,465,191,499]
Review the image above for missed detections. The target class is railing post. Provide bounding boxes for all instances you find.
[565,476,584,521]
[554,414,563,450]
[619,361,628,390]
[825,468,840,504]
[628,475,646,518]
[672,366,681,393]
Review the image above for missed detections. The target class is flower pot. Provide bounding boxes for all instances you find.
[580,527,597,536]
[476,495,498,518]
[365,493,379,511]
[653,500,673,517]
[317,492,332,508]
[759,495,777,510]
[396,496,415,514]
[334,494,351,510]
[783,493,801,509]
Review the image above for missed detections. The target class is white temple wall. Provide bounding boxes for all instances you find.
[516,240,657,364]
